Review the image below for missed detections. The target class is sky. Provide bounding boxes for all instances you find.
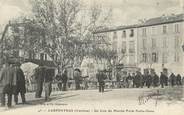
[0,0,183,28]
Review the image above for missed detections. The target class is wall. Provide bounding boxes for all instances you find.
[137,21,184,75]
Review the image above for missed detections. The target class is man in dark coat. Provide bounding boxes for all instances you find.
[132,73,136,88]
[55,71,62,91]
[61,70,68,91]
[96,70,107,93]
[140,72,144,88]
[169,73,176,87]
[146,73,152,88]
[126,73,133,88]
[176,74,182,86]
[116,72,121,88]
[44,68,53,101]
[14,63,26,104]
[165,74,168,86]
[34,65,45,98]
[134,71,141,88]
[160,72,167,88]
[73,69,81,90]
[152,72,159,87]
[0,62,16,108]
[142,73,147,88]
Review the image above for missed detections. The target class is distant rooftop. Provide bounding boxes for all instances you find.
[141,13,184,27]
[93,24,138,34]
[94,13,184,34]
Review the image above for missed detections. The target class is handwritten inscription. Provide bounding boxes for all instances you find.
[138,90,161,106]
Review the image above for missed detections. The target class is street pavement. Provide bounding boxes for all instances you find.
[0,88,184,115]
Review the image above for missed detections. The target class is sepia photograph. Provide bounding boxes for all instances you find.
[0,0,184,115]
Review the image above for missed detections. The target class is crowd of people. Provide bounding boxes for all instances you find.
[115,70,183,89]
[1,61,184,108]
[0,61,54,108]
[33,68,184,94]
[55,70,68,91]
[34,65,53,101]
[0,61,26,108]
[55,68,89,91]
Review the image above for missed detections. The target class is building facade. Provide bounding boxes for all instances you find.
[137,14,184,75]
[94,25,139,74]
[95,13,184,75]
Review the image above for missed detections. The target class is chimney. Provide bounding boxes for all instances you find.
[161,14,169,20]
[138,19,146,24]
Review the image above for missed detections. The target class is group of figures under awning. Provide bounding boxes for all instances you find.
[0,56,57,83]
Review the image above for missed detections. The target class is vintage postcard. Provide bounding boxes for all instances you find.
[0,0,184,115]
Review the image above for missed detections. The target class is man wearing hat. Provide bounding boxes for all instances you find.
[13,62,26,104]
[61,69,68,91]
[96,70,107,93]
[55,71,62,91]
[0,61,16,108]
[160,72,166,88]
[44,67,53,101]
[34,64,45,98]
[73,68,81,90]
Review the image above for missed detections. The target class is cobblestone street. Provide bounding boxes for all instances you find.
[1,88,184,115]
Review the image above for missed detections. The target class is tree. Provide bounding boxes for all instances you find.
[30,0,112,71]
[91,40,125,69]
[30,0,79,70]
[90,30,126,79]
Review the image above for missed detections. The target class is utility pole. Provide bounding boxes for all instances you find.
[0,24,9,64]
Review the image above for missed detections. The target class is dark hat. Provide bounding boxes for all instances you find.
[74,68,80,72]
[15,62,21,66]
[7,60,14,64]
[6,57,20,64]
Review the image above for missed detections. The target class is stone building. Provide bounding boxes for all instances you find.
[94,13,184,75]
[93,25,139,74]
[137,14,184,75]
